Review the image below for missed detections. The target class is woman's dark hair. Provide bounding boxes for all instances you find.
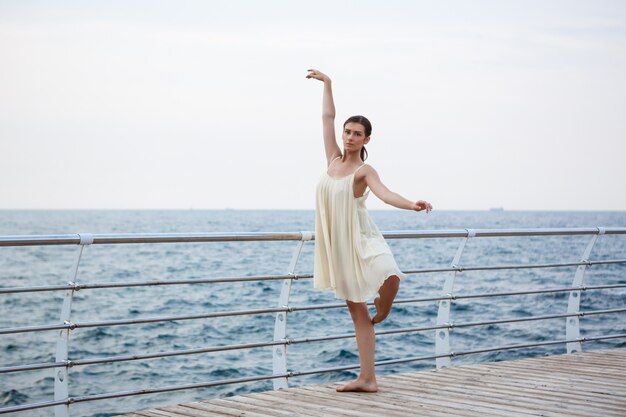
[343,115,371,161]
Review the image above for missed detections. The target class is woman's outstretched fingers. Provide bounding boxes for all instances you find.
[413,200,433,213]
[306,69,328,82]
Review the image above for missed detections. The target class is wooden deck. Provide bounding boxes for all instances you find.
[119,348,626,417]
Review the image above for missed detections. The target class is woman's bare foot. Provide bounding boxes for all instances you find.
[372,295,389,324]
[371,295,383,325]
[336,378,378,393]
[371,276,400,324]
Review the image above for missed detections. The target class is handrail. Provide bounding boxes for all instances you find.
[1,226,625,416]
[1,227,625,246]
[1,259,624,295]
[0,231,308,246]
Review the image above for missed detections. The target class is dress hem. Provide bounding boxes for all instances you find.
[314,270,406,303]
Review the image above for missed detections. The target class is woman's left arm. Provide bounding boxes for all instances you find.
[363,166,433,213]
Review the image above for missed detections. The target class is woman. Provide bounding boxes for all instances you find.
[307,69,433,393]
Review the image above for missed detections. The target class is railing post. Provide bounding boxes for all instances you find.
[435,229,474,368]
[566,227,605,353]
[54,233,92,417]
[272,231,312,389]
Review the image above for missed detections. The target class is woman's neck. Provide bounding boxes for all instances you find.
[342,150,363,164]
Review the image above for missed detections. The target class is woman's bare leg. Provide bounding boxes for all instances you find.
[336,301,378,392]
[372,275,400,324]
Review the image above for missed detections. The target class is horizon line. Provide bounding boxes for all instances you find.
[1,208,625,212]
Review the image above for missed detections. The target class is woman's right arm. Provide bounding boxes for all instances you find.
[307,69,342,165]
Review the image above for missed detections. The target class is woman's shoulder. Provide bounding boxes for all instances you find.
[359,163,376,173]
[355,162,377,179]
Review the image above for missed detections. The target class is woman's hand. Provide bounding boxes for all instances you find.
[412,200,433,213]
[306,69,331,83]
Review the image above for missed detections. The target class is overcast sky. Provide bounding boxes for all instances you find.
[1,0,625,210]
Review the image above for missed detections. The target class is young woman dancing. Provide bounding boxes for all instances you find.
[307,69,433,393]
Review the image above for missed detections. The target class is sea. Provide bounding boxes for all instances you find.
[1,209,625,416]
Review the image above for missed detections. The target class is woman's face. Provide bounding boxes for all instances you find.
[342,122,370,152]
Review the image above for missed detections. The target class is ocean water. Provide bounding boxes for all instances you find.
[1,209,625,416]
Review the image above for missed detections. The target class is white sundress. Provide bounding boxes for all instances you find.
[313,160,406,302]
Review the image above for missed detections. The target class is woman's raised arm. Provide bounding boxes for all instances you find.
[307,69,342,165]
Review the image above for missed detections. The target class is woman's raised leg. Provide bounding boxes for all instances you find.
[336,301,378,392]
[372,275,400,324]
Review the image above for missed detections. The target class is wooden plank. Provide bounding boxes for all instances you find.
[213,396,303,417]
[470,361,624,382]
[182,401,263,417]
[384,375,552,417]
[488,362,626,389]
[302,384,507,417]
[128,413,161,417]
[549,353,626,363]
[158,403,226,417]
[438,368,617,410]
[389,372,626,416]
[240,391,345,417]
[253,390,383,417]
[322,389,498,417]
[470,361,623,384]
[411,369,626,410]
[584,350,626,359]
[296,385,412,417]
[342,385,510,417]
[437,364,626,395]
[504,361,625,381]
[242,392,337,417]
[229,392,328,416]
[134,411,180,417]
[339,379,538,417]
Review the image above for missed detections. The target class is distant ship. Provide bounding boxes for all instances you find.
[489,207,504,211]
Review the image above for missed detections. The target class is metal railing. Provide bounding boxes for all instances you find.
[1,227,625,415]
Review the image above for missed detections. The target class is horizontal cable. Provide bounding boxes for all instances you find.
[0,372,290,414]
[0,273,314,295]
[0,340,287,374]
[0,306,288,335]
[2,227,625,247]
[0,398,68,414]
[2,258,623,295]
[290,283,626,312]
[401,258,626,275]
[452,307,626,329]
[0,361,65,374]
[451,333,626,358]
[454,283,626,300]
[289,307,626,345]
[2,333,624,414]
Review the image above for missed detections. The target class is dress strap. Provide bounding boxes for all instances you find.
[353,163,367,176]
[328,155,342,168]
